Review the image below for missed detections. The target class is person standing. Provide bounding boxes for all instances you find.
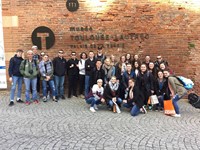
[67,52,79,98]
[19,50,39,105]
[8,49,24,106]
[39,54,57,102]
[53,50,67,100]
[78,52,87,98]
[91,60,105,86]
[85,51,96,97]
[32,45,41,95]
[95,46,106,63]
[168,75,187,117]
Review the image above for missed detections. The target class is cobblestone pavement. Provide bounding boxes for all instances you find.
[0,93,200,150]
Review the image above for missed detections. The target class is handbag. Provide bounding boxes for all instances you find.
[164,99,176,115]
[113,101,121,113]
[149,95,159,105]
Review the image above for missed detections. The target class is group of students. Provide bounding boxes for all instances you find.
[8,46,187,117]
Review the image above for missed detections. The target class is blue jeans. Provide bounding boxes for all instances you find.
[123,103,133,109]
[42,79,56,97]
[130,105,140,116]
[54,75,65,97]
[85,75,90,96]
[158,95,164,108]
[10,76,23,101]
[108,98,122,108]
[172,93,187,114]
[24,77,37,101]
[86,97,101,107]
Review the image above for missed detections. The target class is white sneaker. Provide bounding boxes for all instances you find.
[142,106,147,114]
[43,96,47,102]
[172,114,181,117]
[90,107,96,113]
[94,104,98,110]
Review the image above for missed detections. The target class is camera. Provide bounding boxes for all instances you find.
[29,70,33,74]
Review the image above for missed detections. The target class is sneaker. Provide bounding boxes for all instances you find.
[34,100,39,104]
[172,114,181,117]
[80,94,85,99]
[9,101,14,106]
[16,99,24,103]
[61,95,65,100]
[90,107,96,113]
[43,96,47,102]
[142,106,147,114]
[53,96,58,102]
[55,96,59,100]
[47,94,50,100]
[25,101,31,105]
[94,104,98,110]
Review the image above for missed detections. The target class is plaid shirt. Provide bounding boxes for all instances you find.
[32,54,40,62]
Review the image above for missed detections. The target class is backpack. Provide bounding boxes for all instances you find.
[176,76,194,90]
[188,93,200,109]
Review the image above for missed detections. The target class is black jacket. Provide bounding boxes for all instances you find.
[85,58,96,76]
[8,55,23,77]
[67,58,79,76]
[91,67,105,86]
[53,57,67,76]
[103,83,120,103]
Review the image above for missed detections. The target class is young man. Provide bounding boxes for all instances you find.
[91,60,105,87]
[85,51,96,97]
[32,45,41,94]
[8,49,24,106]
[19,50,39,105]
[67,52,79,98]
[39,54,57,102]
[95,46,106,63]
[53,50,67,100]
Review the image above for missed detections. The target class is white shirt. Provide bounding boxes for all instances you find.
[92,84,104,100]
[78,59,86,75]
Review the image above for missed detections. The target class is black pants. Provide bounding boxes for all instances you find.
[79,74,85,95]
[68,75,78,98]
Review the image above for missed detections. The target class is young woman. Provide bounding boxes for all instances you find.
[110,54,118,67]
[85,79,105,113]
[135,63,154,105]
[125,53,132,64]
[123,78,135,109]
[103,76,122,111]
[155,70,167,110]
[133,60,140,78]
[168,74,187,117]
[121,63,135,99]
[78,52,87,98]
[115,55,126,81]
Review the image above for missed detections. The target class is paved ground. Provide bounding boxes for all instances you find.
[0,92,200,150]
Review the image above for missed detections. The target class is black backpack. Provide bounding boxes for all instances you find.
[188,93,200,109]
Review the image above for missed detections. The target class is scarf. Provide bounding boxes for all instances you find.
[109,81,119,91]
[103,64,115,80]
[39,60,53,76]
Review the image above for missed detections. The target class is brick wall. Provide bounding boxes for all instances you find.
[2,0,200,94]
